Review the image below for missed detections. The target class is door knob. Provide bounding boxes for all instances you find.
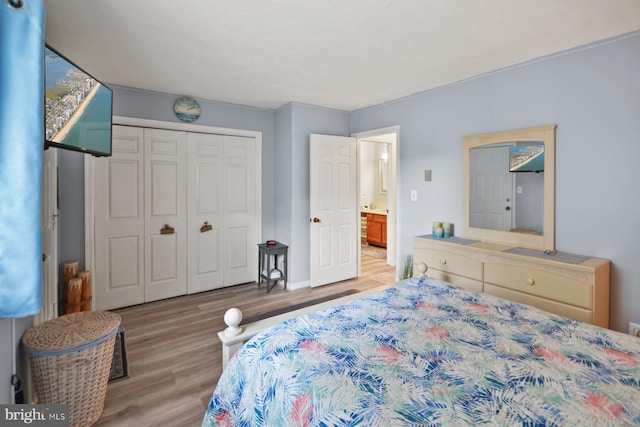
[311,217,321,223]
[505,206,511,211]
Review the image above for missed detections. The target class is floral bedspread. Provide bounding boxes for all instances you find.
[203,277,640,426]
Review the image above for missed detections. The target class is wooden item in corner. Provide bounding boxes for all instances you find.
[63,261,79,300]
[78,271,92,312]
[65,278,83,314]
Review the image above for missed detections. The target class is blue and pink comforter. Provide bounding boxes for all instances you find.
[203,277,640,426]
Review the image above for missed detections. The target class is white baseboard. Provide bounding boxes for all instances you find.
[286,280,311,290]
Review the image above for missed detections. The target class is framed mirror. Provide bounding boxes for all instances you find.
[379,159,388,193]
[462,125,556,250]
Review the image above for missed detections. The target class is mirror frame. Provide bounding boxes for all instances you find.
[462,124,556,250]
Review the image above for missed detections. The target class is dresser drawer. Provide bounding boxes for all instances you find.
[414,247,482,281]
[429,270,483,293]
[484,284,593,324]
[484,263,592,309]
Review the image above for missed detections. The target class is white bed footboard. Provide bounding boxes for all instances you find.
[218,283,398,369]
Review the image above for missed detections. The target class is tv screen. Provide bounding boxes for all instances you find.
[45,45,112,157]
[509,143,544,172]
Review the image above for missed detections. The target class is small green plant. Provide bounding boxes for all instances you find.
[400,254,413,280]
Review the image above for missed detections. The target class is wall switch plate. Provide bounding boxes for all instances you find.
[410,190,417,201]
[629,322,640,337]
[517,186,523,194]
[424,170,432,182]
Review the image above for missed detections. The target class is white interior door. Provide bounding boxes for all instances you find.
[310,134,357,287]
[224,135,257,285]
[469,145,514,230]
[144,128,187,302]
[94,125,145,310]
[187,133,224,293]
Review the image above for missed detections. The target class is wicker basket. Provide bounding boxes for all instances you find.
[22,311,121,427]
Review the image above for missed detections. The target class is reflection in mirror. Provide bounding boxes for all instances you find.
[463,125,556,250]
[379,159,388,194]
[469,142,544,234]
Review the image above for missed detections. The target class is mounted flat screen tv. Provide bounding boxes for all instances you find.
[509,143,544,173]
[44,44,113,157]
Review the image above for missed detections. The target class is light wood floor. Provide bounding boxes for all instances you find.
[95,251,394,427]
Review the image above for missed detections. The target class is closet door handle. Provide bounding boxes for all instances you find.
[160,224,175,235]
[200,222,213,233]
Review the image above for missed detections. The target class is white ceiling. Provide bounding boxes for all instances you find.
[43,0,640,111]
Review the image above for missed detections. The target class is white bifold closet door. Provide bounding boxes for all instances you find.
[187,133,257,293]
[94,126,146,309]
[187,132,224,293]
[94,125,256,310]
[144,128,187,302]
[220,135,257,286]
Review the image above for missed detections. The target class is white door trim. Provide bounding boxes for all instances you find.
[36,147,59,325]
[352,125,399,275]
[85,116,263,308]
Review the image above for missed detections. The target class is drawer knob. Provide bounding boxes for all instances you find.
[441,259,447,265]
[527,278,535,286]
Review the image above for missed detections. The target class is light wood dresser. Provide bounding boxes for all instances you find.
[414,236,610,328]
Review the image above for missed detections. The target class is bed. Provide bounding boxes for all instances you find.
[203,276,640,426]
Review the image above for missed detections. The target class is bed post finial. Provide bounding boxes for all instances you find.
[223,308,243,337]
[414,262,428,277]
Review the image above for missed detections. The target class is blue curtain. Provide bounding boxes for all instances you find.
[0,0,45,317]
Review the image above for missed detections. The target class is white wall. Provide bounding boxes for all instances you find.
[44,32,640,334]
[273,104,294,248]
[351,32,640,332]
[277,103,351,285]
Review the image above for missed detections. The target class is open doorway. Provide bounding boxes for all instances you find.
[354,127,398,279]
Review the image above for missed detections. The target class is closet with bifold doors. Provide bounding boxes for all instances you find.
[92,125,258,310]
